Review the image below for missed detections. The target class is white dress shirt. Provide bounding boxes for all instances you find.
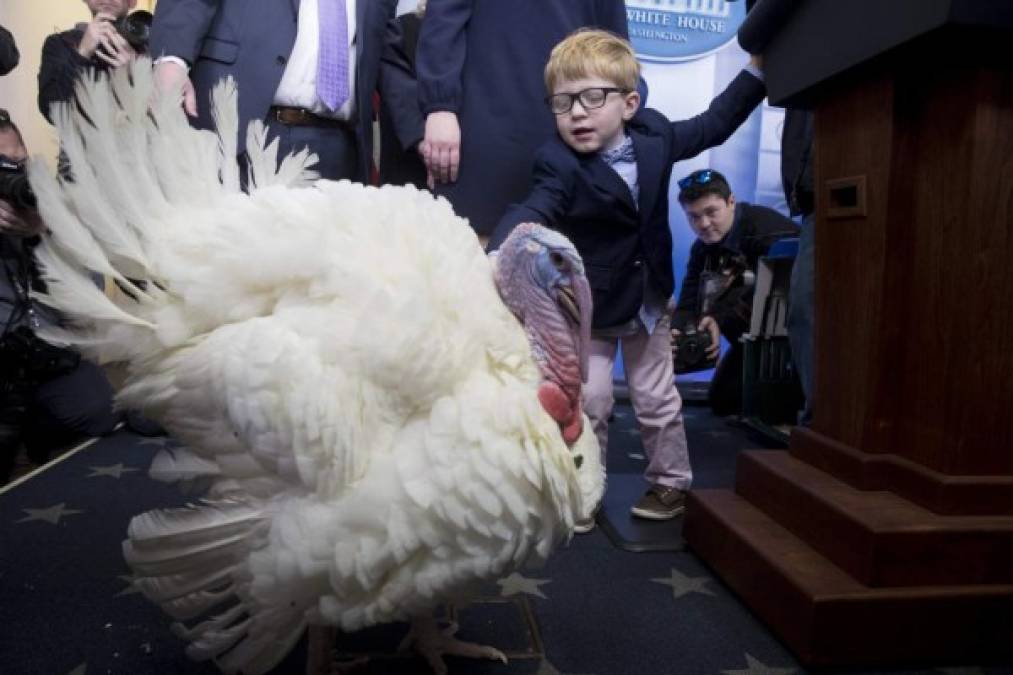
[274,0,358,120]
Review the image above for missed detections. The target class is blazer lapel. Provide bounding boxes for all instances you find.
[356,0,367,59]
[586,155,637,215]
[630,129,665,224]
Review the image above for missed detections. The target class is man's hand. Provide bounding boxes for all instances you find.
[77,13,120,60]
[421,111,461,187]
[0,199,45,237]
[153,59,198,118]
[93,30,137,69]
[698,316,721,360]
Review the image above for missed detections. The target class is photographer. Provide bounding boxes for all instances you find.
[37,0,147,123]
[1,112,119,482]
[672,169,798,416]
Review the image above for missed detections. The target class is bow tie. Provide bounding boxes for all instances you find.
[600,138,636,166]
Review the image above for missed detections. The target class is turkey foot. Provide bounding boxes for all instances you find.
[305,626,368,675]
[399,615,507,674]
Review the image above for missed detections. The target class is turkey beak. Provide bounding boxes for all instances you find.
[557,274,593,384]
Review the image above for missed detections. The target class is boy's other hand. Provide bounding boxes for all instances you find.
[153,59,198,118]
[698,316,721,360]
[422,111,461,185]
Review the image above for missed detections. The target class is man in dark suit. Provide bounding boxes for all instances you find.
[416,0,630,242]
[491,31,766,524]
[149,0,423,183]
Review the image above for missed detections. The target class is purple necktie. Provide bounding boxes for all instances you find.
[316,0,349,111]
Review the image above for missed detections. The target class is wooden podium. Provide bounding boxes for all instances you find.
[683,0,1013,666]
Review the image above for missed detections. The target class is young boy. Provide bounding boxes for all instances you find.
[489,30,766,525]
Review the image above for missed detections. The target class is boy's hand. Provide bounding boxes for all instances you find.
[698,316,721,360]
[421,111,461,186]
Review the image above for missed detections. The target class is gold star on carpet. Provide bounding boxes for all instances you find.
[651,567,716,600]
[17,503,84,525]
[87,463,138,479]
[721,653,796,675]
[115,574,142,596]
[497,572,550,599]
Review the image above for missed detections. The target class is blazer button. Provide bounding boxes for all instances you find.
[276,55,287,65]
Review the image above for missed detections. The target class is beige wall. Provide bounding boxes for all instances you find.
[0,1,156,167]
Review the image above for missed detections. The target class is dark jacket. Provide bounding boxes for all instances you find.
[37,27,127,123]
[491,70,767,329]
[674,201,798,342]
[148,0,423,183]
[781,108,813,216]
[378,11,426,188]
[416,0,630,235]
[0,25,18,75]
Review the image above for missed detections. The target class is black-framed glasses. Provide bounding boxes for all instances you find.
[677,169,718,190]
[546,87,628,115]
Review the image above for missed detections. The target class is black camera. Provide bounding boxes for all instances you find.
[112,10,153,51]
[0,154,35,210]
[673,324,717,374]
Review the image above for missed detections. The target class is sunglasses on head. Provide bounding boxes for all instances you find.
[677,169,717,190]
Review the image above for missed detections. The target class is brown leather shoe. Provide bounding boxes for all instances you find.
[630,484,686,520]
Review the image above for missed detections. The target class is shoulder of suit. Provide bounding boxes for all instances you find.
[629,107,672,135]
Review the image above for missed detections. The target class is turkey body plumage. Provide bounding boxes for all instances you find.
[29,61,603,674]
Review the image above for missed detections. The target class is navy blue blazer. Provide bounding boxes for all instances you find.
[491,70,767,330]
[149,0,423,183]
[415,0,629,236]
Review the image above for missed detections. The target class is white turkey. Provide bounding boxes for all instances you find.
[28,60,603,674]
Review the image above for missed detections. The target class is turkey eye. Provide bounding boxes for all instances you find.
[549,251,565,269]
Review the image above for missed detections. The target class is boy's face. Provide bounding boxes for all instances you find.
[552,76,640,155]
[682,193,736,244]
[84,0,136,19]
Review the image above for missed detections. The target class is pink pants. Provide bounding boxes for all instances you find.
[583,315,692,490]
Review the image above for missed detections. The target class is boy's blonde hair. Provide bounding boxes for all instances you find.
[545,29,640,94]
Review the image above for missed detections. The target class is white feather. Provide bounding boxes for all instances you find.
[29,58,604,675]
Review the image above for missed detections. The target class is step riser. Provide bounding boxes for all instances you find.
[684,490,1013,667]
[735,451,1013,587]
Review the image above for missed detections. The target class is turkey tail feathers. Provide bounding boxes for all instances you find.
[124,497,305,675]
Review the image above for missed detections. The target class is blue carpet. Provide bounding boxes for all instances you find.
[1,409,1010,675]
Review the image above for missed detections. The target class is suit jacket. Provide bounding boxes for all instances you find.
[149,0,423,183]
[416,0,629,235]
[491,71,767,330]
